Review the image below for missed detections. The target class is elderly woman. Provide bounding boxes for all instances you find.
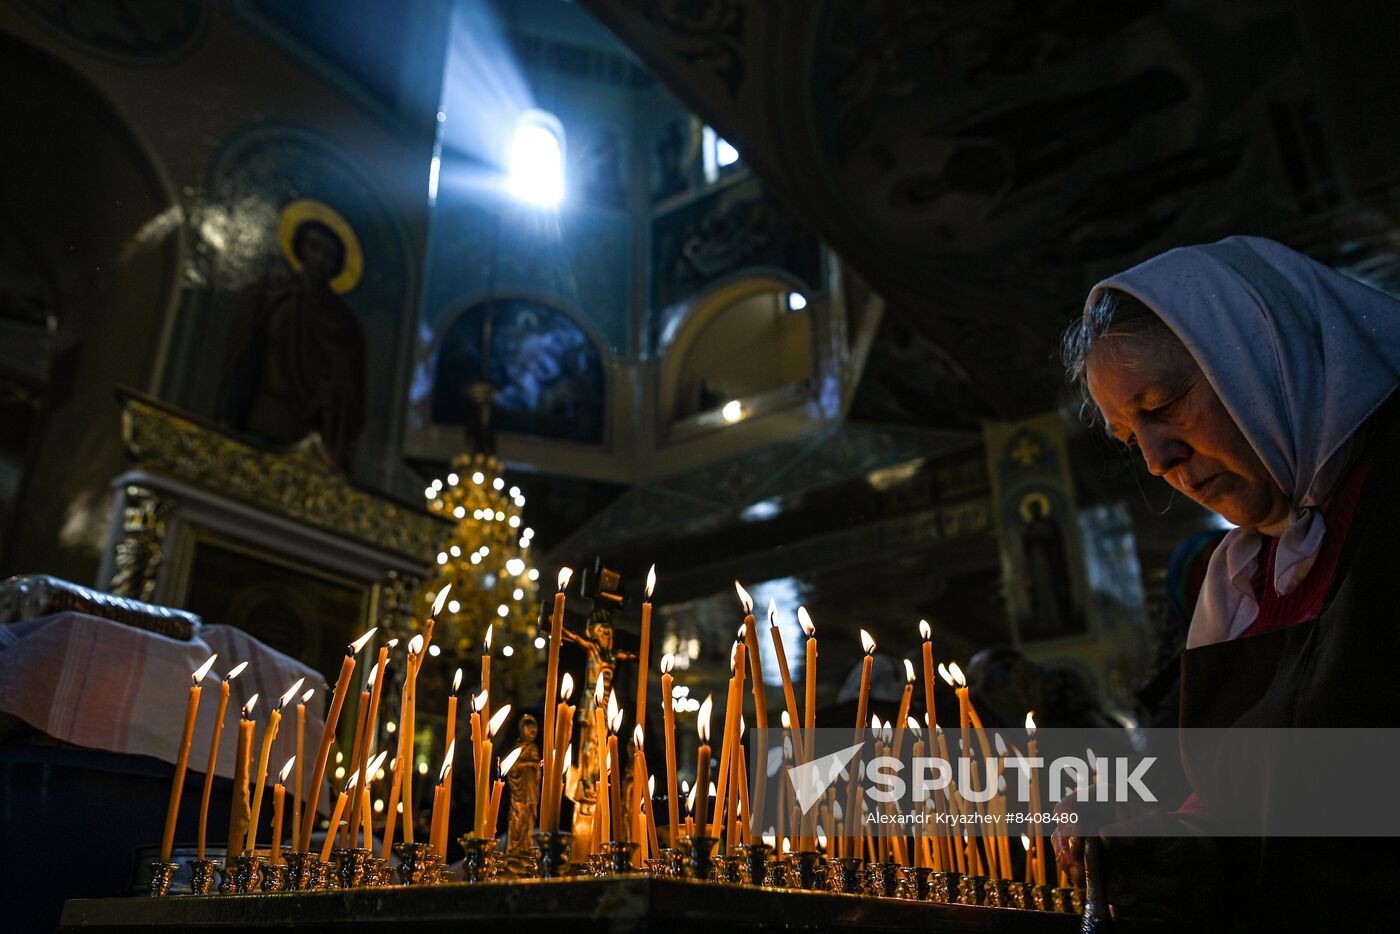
[1056,236,1400,928]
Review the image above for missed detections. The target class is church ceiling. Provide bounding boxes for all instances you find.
[580,0,1400,419]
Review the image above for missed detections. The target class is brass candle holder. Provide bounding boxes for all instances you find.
[1031,882,1054,912]
[827,857,864,894]
[737,842,772,886]
[393,842,434,885]
[334,848,373,889]
[789,851,822,890]
[218,855,262,894]
[283,851,317,891]
[983,877,1010,907]
[146,861,178,897]
[316,860,339,890]
[956,873,986,906]
[459,835,497,883]
[1007,880,1030,909]
[187,859,220,896]
[531,830,573,879]
[602,841,639,875]
[711,853,740,883]
[904,866,934,901]
[867,861,900,897]
[1053,886,1078,913]
[930,870,958,903]
[682,835,717,881]
[260,862,287,893]
[765,857,793,887]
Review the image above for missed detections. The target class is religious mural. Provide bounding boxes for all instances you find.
[168,125,413,479]
[430,298,606,445]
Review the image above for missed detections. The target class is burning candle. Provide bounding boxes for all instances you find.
[660,655,680,842]
[298,626,376,852]
[606,692,624,842]
[430,741,455,855]
[1027,712,1046,885]
[489,746,523,840]
[798,607,818,852]
[347,658,387,847]
[270,756,294,864]
[159,653,216,865]
[480,625,493,737]
[390,629,431,849]
[763,593,802,756]
[589,675,608,851]
[919,620,939,734]
[740,588,770,828]
[228,693,258,857]
[635,565,656,732]
[544,674,575,832]
[293,687,314,845]
[319,771,359,862]
[711,638,746,839]
[250,677,304,853]
[477,704,512,837]
[841,629,875,857]
[693,695,713,832]
[197,659,246,861]
[891,660,914,759]
[539,568,573,833]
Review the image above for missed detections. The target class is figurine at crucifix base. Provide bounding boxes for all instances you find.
[504,714,542,875]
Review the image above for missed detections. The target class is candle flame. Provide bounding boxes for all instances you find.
[473,690,489,713]
[919,618,931,641]
[301,688,315,704]
[646,564,656,598]
[1022,834,1031,851]
[687,783,698,813]
[798,606,815,637]
[1025,711,1036,733]
[633,723,644,748]
[193,654,218,684]
[243,694,259,718]
[697,695,713,742]
[594,673,605,705]
[860,629,876,654]
[938,662,953,686]
[649,775,655,795]
[387,639,399,649]
[948,661,966,687]
[557,567,572,591]
[607,690,622,732]
[488,704,511,737]
[766,597,777,625]
[660,653,674,675]
[500,746,523,776]
[349,627,378,655]
[907,716,921,736]
[346,769,360,791]
[440,740,456,781]
[561,743,571,775]
[433,585,452,617]
[560,672,574,701]
[903,658,915,683]
[870,714,880,731]
[408,634,425,656]
[484,624,493,651]
[782,837,792,854]
[733,580,753,613]
[367,662,380,685]
[780,710,790,728]
[279,677,306,710]
[228,661,249,681]
[729,641,739,673]
[279,756,296,783]
[452,668,463,695]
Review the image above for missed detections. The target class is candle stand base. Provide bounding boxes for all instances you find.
[218,855,262,894]
[957,873,986,906]
[984,878,1010,908]
[531,831,573,879]
[603,841,639,876]
[316,860,338,890]
[335,849,372,889]
[661,847,684,880]
[737,843,772,886]
[1052,886,1075,913]
[393,842,434,886]
[790,851,822,890]
[458,836,497,883]
[711,854,740,883]
[146,861,177,897]
[828,857,864,895]
[930,871,958,903]
[1008,880,1030,909]
[905,866,933,901]
[283,852,316,891]
[1069,887,1084,914]
[868,861,900,898]
[1031,883,1054,912]
[371,858,394,887]
[682,836,717,881]
[259,863,286,893]
[187,859,220,896]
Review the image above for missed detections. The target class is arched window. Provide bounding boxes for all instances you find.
[507,110,565,207]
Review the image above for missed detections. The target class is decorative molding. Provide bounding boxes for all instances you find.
[107,484,173,601]
[119,392,448,564]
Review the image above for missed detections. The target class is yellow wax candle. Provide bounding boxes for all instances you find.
[481,625,492,741]
[540,569,572,832]
[843,631,874,858]
[764,594,802,753]
[694,697,713,831]
[197,660,245,860]
[493,746,524,838]
[1027,712,1046,885]
[660,656,680,842]
[432,741,455,852]
[298,627,375,852]
[477,705,511,837]
[485,775,504,840]
[711,639,746,838]
[607,732,623,843]
[228,694,257,857]
[401,617,436,845]
[250,677,303,853]
[919,620,938,733]
[891,661,914,760]
[270,756,293,864]
[160,653,216,864]
[636,566,656,732]
[799,608,818,852]
[293,688,313,847]
[319,772,357,862]
[348,657,386,846]
[545,676,575,831]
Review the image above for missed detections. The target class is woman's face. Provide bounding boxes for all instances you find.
[1085,332,1289,529]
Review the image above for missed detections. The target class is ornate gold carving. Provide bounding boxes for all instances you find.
[109,484,173,601]
[120,393,448,562]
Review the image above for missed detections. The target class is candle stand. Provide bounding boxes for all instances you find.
[459,836,497,883]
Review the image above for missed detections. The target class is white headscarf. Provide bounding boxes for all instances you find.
[1086,236,1400,648]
